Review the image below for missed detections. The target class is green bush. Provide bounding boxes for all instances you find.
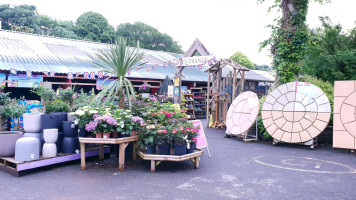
[45,100,70,114]
[0,103,26,118]
[0,92,11,105]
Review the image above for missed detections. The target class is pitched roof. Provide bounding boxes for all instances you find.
[0,30,274,82]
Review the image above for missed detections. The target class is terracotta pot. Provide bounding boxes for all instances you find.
[103,132,111,139]
[112,132,119,138]
[131,130,137,136]
[96,133,103,138]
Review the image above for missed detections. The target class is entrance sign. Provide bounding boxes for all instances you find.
[8,74,43,88]
[191,120,210,157]
[181,55,214,66]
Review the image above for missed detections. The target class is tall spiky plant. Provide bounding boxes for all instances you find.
[91,37,145,109]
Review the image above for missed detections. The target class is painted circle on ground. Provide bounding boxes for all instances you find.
[253,156,356,174]
[226,91,259,135]
[261,82,331,143]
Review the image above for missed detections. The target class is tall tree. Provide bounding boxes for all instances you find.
[302,17,356,82]
[74,12,115,43]
[116,22,183,54]
[230,51,255,69]
[259,0,330,84]
[0,4,38,32]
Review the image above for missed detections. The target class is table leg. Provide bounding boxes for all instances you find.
[99,144,104,160]
[80,143,85,170]
[119,143,128,171]
[194,157,199,169]
[150,160,155,173]
[132,142,138,161]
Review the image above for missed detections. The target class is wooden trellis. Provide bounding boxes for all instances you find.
[206,59,249,128]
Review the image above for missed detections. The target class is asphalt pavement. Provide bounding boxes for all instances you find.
[1,119,355,200]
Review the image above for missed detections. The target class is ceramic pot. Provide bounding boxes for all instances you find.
[15,137,40,161]
[42,143,57,158]
[158,144,171,155]
[145,144,156,154]
[103,133,111,139]
[62,137,78,154]
[78,127,87,137]
[56,132,64,153]
[96,133,103,138]
[174,143,187,156]
[63,121,78,137]
[23,113,42,133]
[0,131,23,157]
[40,114,60,132]
[43,129,58,143]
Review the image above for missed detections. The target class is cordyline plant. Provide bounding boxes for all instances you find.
[91,37,145,109]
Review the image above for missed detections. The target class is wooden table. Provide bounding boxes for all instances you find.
[137,149,204,173]
[79,136,139,171]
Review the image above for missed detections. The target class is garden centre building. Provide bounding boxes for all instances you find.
[0,30,274,100]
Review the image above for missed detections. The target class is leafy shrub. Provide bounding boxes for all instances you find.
[0,103,26,118]
[31,85,55,102]
[0,92,11,105]
[45,100,70,114]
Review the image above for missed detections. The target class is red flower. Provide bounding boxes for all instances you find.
[165,113,172,117]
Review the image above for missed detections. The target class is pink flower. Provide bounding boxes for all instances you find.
[172,129,177,134]
[179,126,184,131]
[165,113,172,118]
[193,137,197,143]
[162,130,167,134]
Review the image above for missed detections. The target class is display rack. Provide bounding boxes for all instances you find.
[192,88,206,119]
[183,93,195,119]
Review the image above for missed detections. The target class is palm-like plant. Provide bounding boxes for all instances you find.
[91,37,145,109]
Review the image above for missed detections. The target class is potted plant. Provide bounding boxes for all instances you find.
[85,114,117,138]
[171,126,188,156]
[138,124,156,154]
[0,103,26,131]
[155,127,171,155]
[185,124,199,154]
[138,82,151,98]
[131,116,144,136]
[73,106,97,137]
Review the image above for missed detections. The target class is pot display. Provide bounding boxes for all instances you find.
[51,112,67,132]
[42,129,58,158]
[62,137,79,154]
[63,121,78,137]
[0,131,23,157]
[174,144,187,156]
[78,127,87,137]
[23,113,42,133]
[145,144,156,154]
[15,137,40,162]
[186,142,196,154]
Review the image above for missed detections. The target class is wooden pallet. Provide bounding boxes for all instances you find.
[0,147,110,177]
[137,149,203,173]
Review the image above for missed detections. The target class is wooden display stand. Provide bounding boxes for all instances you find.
[137,149,204,173]
[183,93,195,119]
[79,136,139,172]
[0,147,110,177]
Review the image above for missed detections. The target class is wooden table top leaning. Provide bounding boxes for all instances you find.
[79,136,139,172]
[137,149,204,173]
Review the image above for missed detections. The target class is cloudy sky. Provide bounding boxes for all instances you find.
[3,0,356,65]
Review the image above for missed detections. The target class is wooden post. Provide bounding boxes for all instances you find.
[232,69,236,100]
[241,71,245,93]
[206,71,210,127]
[132,142,138,161]
[99,144,104,160]
[194,157,199,169]
[150,160,156,173]
[119,142,129,171]
[80,143,85,170]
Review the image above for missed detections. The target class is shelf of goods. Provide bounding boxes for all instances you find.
[193,91,207,119]
[183,93,195,119]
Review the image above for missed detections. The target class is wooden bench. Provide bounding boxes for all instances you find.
[79,136,139,171]
[137,149,203,173]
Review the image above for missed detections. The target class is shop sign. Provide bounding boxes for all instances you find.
[8,74,43,88]
[181,55,214,66]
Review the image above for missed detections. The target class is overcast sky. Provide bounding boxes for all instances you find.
[3,0,356,65]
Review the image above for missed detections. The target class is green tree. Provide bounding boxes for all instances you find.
[74,12,115,43]
[254,64,272,71]
[302,17,356,82]
[259,0,330,84]
[230,51,255,69]
[0,4,38,32]
[116,21,183,54]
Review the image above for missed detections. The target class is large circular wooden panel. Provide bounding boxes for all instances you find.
[262,82,331,143]
[226,91,259,135]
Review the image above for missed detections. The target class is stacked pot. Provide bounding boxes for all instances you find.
[62,121,79,154]
[23,113,43,152]
[39,113,64,153]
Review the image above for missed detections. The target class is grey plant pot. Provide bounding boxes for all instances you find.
[0,131,23,157]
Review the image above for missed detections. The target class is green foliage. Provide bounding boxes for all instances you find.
[302,17,356,82]
[30,85,55,103]
[116,21,183,54]
[259,0,330,84]
[0,92,11,105]
[0,103,26,118]
[254,64,272,71]
[74,12,115,43]
[0,4,38,32]
[92,37,145,108]
[230,51,255,69]
[71,89,94,111]
[257,95,272,139]
[45,100,70,114]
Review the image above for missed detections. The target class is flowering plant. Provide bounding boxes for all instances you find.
[73,106,98,128]
[155,127,171,145]
[85,114,117,133]
[138,124,156,147]
[138,82,151,93]
[131,116,144,130]
[185,123,199,142]
[112,108,134,134]
[170,125,188,145]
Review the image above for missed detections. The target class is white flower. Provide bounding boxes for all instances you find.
[75,110,85,116]
[89,110,98,114]
[74,119,79,125]
[120,121,124,128]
